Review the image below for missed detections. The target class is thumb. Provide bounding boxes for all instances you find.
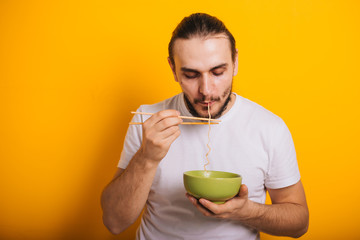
[238,184,248,198]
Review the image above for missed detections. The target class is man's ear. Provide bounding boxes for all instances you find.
[233,49,239,77]
[168,57,179,82]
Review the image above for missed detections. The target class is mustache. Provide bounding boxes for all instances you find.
[194,96,221,104]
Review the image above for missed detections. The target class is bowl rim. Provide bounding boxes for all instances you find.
[183,170,241,179]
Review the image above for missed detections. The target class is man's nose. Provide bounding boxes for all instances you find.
[199,74,212,96]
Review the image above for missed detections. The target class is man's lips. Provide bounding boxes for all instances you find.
[199,101,215,106]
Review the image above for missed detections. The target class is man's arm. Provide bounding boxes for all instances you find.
[101,110,182,235]
[187,181,309,238]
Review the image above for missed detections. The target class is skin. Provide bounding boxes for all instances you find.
[101,34,309,237]
[186,183,308,237]
[101,110,182,234]
[168,34,238,119]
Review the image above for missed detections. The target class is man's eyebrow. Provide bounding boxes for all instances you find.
[180,63,228,73]
[180,67,199,73]
[210,63,228,71]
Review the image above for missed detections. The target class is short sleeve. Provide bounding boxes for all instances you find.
[265,119,300,189]
[117,107,143,169]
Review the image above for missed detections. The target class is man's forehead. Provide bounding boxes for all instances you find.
[172,34,232,69]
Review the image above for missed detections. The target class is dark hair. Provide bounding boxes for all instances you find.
[168,13,236,66]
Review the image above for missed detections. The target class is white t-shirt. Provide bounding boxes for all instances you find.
[118,93,300,240]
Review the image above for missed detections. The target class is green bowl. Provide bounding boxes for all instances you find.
[183,170,242,204]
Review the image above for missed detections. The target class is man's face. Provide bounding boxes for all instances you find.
[169,34,238,118]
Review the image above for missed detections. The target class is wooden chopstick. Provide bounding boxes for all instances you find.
[129,122,219,125]
[131,111,221,122]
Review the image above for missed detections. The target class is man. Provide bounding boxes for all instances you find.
[101,13,309,239]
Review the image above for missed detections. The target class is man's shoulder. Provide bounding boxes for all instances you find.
[235,94,285,127]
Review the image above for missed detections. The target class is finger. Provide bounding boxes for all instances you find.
[153,128,181,152]
[156,116,183,132]
[197,198,232,219]
[162,127,181,144]
[198,198,227,215]
[222,184,249,210]
[238,184,249,198]
[186,194,214,217]
[158,125,181,140]
[142,111,182,140]
[146,109,181,126]
[145,114,182,134]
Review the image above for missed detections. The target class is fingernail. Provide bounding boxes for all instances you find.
[188,197,194,203]
[199,199,206,205]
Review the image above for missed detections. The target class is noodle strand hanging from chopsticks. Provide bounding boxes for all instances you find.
[204,104,211,173]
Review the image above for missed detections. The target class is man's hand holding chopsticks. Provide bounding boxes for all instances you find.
[139,109,183,165]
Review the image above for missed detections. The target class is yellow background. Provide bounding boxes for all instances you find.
[1,0,359,239]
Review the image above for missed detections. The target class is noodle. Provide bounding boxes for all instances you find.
[204,103,211,174]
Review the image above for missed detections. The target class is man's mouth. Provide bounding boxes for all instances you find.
[195,98,220,106]
[199,101,214,106]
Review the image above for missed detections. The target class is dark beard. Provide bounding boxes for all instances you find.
[183,89,232,119]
